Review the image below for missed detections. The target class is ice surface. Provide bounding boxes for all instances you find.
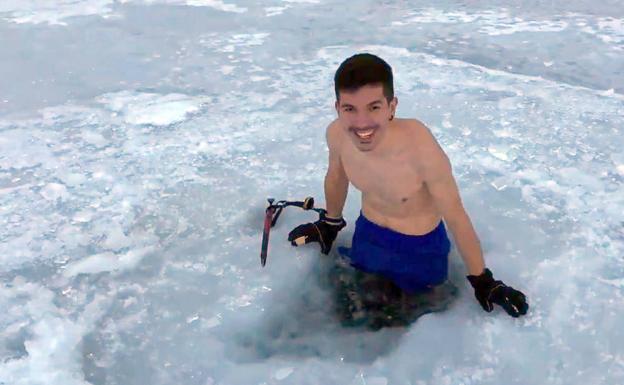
[1,1,623,384]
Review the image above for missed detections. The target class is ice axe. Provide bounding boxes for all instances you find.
[260,196,326,267]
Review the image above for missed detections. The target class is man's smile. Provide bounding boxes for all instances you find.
[355,129,375,139]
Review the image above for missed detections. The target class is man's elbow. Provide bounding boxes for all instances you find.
[442,204,469,227]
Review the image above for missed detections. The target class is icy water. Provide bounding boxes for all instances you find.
[1,1,623,384]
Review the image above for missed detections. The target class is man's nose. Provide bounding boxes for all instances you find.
[352,112,375,128]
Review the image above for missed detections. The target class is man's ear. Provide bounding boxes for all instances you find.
[391,97,398,119]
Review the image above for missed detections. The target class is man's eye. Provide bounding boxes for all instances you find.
[343,107,379,112]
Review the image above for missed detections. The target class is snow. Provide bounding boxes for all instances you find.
[1,1,623,384]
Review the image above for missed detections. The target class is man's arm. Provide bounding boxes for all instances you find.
[325,121,349,218]
[419,127,486,276]
[415,127,528,318]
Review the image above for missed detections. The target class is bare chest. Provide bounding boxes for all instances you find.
[342,149,428,209]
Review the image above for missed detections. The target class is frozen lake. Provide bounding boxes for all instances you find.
[1,1,623,384]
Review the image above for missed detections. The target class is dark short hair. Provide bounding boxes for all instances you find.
[334,53,394,104]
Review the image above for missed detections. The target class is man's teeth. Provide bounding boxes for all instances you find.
[356,130,374,138]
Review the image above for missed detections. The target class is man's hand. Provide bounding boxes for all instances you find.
[288,211,346,255]
[466,268,529,318]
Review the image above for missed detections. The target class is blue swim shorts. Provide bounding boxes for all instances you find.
[337,211,452,294]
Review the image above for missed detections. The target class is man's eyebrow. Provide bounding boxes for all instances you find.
[341,99,383,107]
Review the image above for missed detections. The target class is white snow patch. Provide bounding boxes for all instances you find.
[96,91,207,126]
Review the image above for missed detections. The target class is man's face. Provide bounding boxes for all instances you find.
[335,83,397,153]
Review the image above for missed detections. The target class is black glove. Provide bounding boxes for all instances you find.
[466,268,529,318]
[288,210,346,255]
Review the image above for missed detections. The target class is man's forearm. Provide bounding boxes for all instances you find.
[324,175,348,218]
[446,213,486,276]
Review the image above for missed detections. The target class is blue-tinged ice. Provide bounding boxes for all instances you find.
[1,1,623,384]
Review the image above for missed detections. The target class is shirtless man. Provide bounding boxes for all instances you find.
[288,53,528,318]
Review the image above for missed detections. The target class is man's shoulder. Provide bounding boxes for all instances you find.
[405,119,443,154]
[326,118,345,154]
[405,118,429,135]
[405,119,449,174]
[329,118,343,133]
